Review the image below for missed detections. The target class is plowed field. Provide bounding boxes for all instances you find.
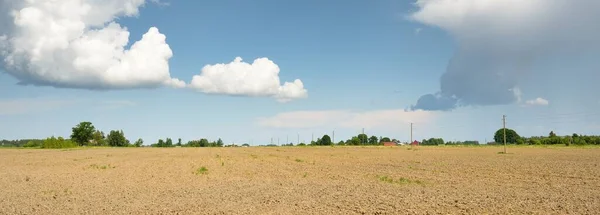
[1,146,599,214]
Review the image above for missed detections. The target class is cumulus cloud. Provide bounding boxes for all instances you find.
[525,98,549,106]
[409,0,600,111]
[189,57,308,102]
[257,109,436,129]
[0,0,184,89]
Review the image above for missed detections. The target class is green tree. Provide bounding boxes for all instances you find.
[348,136,361,145]
[71,122,96,146]
[92,130,106,146]
[217,138,224,147]
[549,131,557,138]
[368,136,379,145]
[321,135,332,145]
[494,128,520,144]
[166,138,173,147]
[134,138,144,147]
[177,138,182,146]
[199,139,209,147]
[357,134,368,145]
[380,137,391,142]
[106,130,129,147]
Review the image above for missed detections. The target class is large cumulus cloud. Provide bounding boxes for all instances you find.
[0,0,185,89]
[409,0,600,111]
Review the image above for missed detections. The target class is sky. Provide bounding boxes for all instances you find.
[1,0,599,145]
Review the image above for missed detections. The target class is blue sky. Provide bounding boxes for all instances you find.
[1,0,599,145]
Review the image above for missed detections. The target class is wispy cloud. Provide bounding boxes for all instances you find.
[0,98,77,116]
[256,109,437,130]
[524,98,549,107]
[150,0,170,7]
[0,97,138,116]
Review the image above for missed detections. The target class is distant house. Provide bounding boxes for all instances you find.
[411,140,420,146]
[382,142,397,146]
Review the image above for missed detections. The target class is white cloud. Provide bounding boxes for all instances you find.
[409,0,600,110]
[257,109,436,130]
[525,98,549,106]
[0,0,183,89]
[189,57,308,102]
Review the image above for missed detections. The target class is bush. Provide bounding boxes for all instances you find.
[23,140,42,148]
[41,136,77,149]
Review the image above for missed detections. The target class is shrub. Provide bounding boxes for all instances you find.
[41,136,77,149]
[23,140,42,148]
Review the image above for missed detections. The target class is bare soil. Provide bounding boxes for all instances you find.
[1,146,599,214]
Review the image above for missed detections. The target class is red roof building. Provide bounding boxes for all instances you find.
[411,140,420,146]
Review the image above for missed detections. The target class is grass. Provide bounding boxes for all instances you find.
[377,175,424,185]
[250,154,258,159]
[89,164,116,169]
[195,166,208,175]
[295,158,304,163]
[303,172,308,178]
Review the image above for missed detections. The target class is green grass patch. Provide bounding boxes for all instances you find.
[195,166,208,175]
[295,158,304,163]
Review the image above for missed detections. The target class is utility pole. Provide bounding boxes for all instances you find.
[362,128,365,145]
[312,133,314,144]
[333,130,335,144]
[286,135,288,145]
[410,123,413,144]
[503,115,507,154]
[297,133,299,145]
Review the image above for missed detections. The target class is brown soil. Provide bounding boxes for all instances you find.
[1,146,599,215]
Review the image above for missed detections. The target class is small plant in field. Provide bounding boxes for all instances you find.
[295,158,304,163]
[195,167,208,175]
[303,172,308,178]
[250,154,258,159]
[377,175,424,185]
[215,154,220,158]
[89,164,115,169]
[221,161,224,166]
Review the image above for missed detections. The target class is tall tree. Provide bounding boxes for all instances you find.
[321,135,332,145]
[166,138,173,147]
[357,134,368,145]
[106,130,128,147]
[368,136,379,145]
[217,138,224,147]
[380,137,391,142]
[494,128,520,144]
[134,138,144,147]
[177,138,182,146]
[71,122,96,146]
[92,130,106,146]
[549,131,557,138]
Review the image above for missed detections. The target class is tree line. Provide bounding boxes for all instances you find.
[3,122,600,148]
